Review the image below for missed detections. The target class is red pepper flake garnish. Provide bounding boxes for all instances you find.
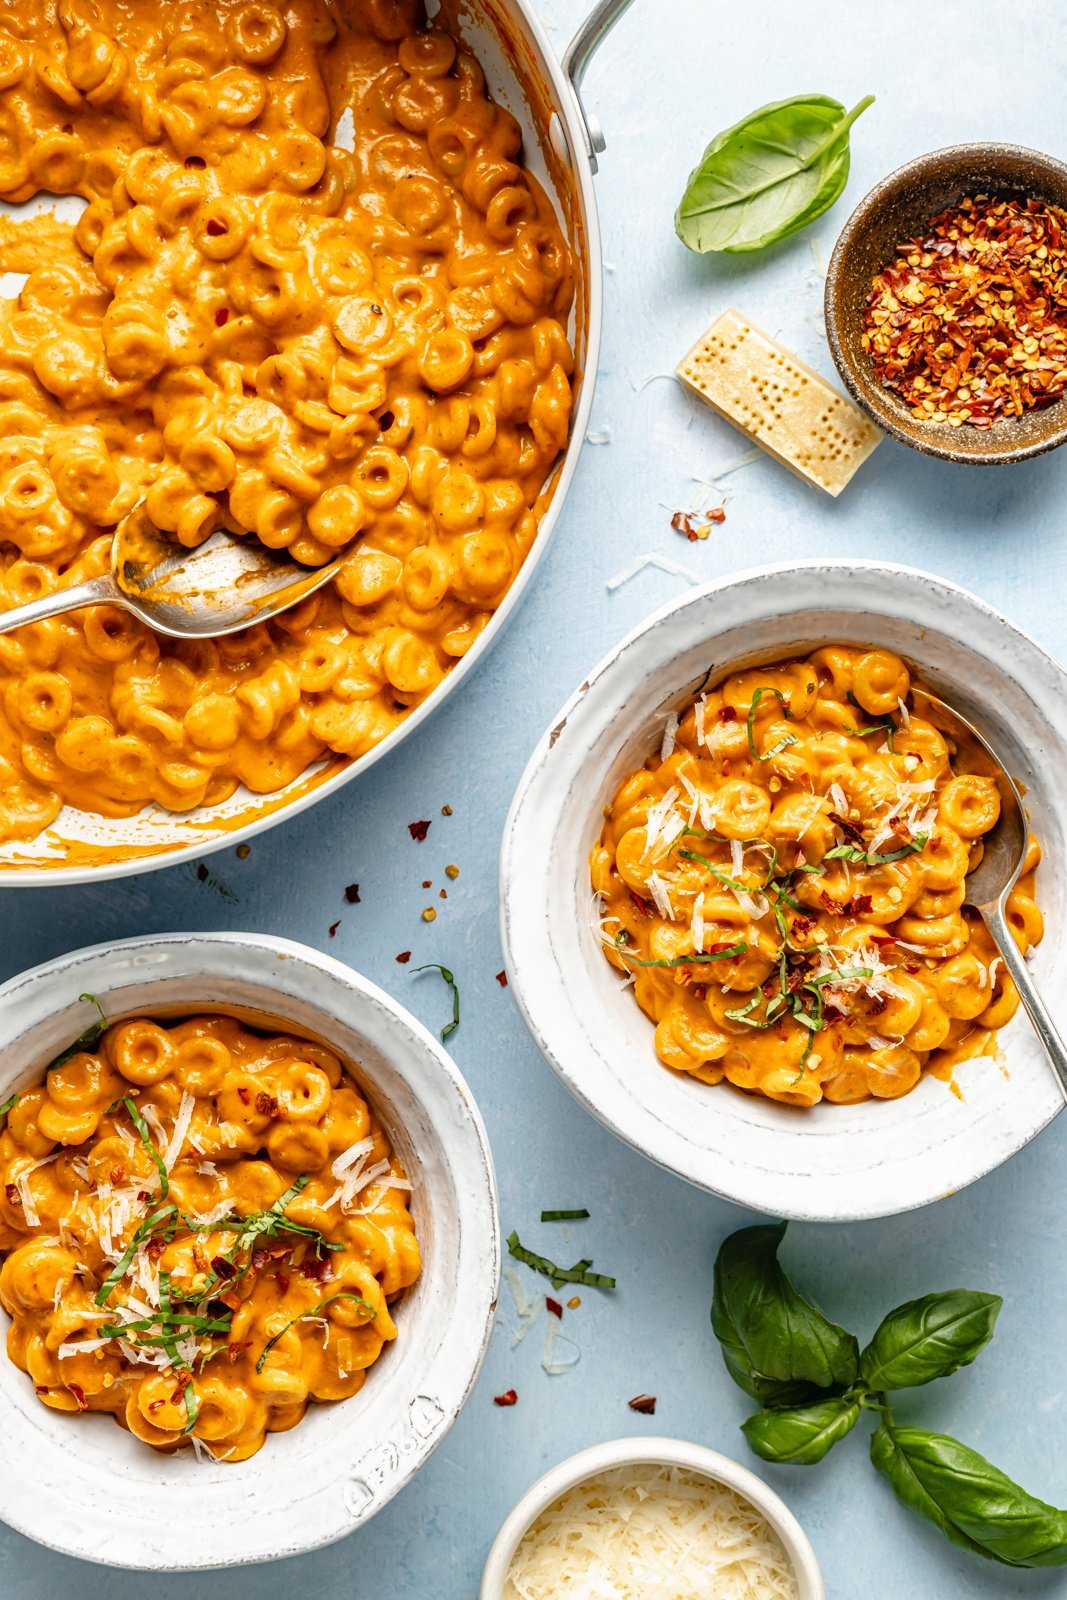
[255,1092,278,1117]
[226,1340,252,1362]
[718,705,738,722]
[344,883,361,903]
[67,1383,89,1412]
[422,879,432,889]
[904,959,923,974]
[109,1165,126,1185]
[629,890,656,919]
[396,950,412,963]
[863,194,1067,429]
[170,1370,192,1401]
[871,934,896,946]
[628,1393,657,1414]
[277,1271,290,1293]
[34,1385,49,1396]
[302,1255,329,1281]
[4,1183,20,1206]
[408,819,431,841]
[546,1297,563,1319]
[145,1237,166,1261]
[849,894,874,915]
[219,1288,242,1312]
[495,970,508,987]
[328,920,341,938]
[137,1189,151,1202]
[791,912,817,938]
[205,218,228,236]
[196,863,209,882]
[708,505,727,523]
[214,308,229,327]
[148,1398,164,1413]
[829,810,867,847]
[494,1388,518,1407]
[236,1085,250,1105]
[211,1255,238,1280]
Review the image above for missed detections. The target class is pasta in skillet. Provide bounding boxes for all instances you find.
[0,0,575,843]
[591,647,1043,1107]
[0,1012,420,1460]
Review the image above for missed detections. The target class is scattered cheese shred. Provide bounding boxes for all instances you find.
[505,1464,799,1600]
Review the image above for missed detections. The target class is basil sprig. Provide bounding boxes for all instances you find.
[710,1223,1065,1567]
[712,1222,858,1402]
[676,94,875,254]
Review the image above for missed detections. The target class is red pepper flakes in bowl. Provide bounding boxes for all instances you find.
[862,194,1067,428]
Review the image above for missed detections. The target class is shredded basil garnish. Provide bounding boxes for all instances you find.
[123,1095,169,1201]
[412,962,460,1040]
[0,1092,17,1117]
[95,1202,177,1306]
[614,934,748,969]
[746,687,795,762]
[47,992,109,1073]
[507,1231,616,1290]
[255,1291,376,1374]
[541,1209,590,1222]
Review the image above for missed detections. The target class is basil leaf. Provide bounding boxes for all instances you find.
[860,1290,1002,1391]
[712,1222,859,1397]
[743,1395,861,1465]
[675,93,875,255]
[871,1425,1067,1567]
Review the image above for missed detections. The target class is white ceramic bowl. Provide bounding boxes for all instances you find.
[0,932,499,1570]
[501,559,1067,1221]
[479,1436,824,1599]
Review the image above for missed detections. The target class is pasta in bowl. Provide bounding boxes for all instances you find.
[501,561,1067,1221]
[0,932,498,1568]
[591,646,1042,1108]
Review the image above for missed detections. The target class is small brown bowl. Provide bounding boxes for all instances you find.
[825,142,1067,464]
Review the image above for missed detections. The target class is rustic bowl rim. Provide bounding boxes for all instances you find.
[825,140,1067,464]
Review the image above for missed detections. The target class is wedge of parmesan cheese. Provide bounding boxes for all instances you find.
[677,308,881,496]
[505,1463,798,1600]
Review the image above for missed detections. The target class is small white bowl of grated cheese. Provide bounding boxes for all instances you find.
[480,1436,824,1600]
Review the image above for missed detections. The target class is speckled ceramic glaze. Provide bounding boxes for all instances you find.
[0,933,499,1570]
[500,560,1067,1220]
[825,142,1067,463]
[479,1436,824,1599]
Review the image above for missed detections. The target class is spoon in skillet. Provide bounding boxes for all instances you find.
[0,501,342,640]
[910,686,1067,1103]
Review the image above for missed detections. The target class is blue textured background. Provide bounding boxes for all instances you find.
[4,1,1067,1594]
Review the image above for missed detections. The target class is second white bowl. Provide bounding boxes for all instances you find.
[500,559,1067,1221]
[0,932,499,1570]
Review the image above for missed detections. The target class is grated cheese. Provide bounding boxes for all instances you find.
[163,1092,195,1171]
[646,872,676,923]
[660,712,679,763]
[504,1464,799,1600]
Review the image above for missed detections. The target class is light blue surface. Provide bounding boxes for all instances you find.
[4,1,1067,1595]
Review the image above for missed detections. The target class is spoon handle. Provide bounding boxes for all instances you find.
[0,576,121,636]
[981,897,1067,1105]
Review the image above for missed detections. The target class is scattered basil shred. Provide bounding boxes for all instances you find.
[256,1291,376,1374]
[676,93,875,254]
[47,992,109,1073]
[412,962,460,1040]
[507,1230,615,1290]
[540,1209,590,1222]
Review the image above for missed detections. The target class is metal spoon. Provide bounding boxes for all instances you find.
[0,501,342,640]
[911,686,1067,1102]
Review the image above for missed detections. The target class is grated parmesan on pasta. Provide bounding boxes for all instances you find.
[504,1464,799,1600]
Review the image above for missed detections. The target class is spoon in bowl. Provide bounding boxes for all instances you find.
[0,501,342,640]
[910,686,1067,1103]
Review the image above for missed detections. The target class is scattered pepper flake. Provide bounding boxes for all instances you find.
[441,805,453,816]
[422,879,432,889]
[863,194,1067,428]
[328,920,341,938]
[567,1296,582,1310]
[439,889,447,900]
[708,505,727,523]
[396,951,412,963]
[408,819,431,841]
[215,307,229,327]
[422,907,436,922]
[67,1383,89,1411]
[344,883,361,903]
[235,843,250,860]
[628,1393,657,1415]
[445,864,460,880]
[494,1389,518,1407]
[670,509,712,541]
[196,863,208,882]
[546,1297,563,1319]
[495,970,508,987]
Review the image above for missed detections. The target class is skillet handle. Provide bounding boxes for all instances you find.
[562,0,637,168]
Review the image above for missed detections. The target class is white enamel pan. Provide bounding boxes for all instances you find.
[0,0,637,884]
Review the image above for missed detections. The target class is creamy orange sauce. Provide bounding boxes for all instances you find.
[591,647,1043,1107]
[0,1011,420,1461]
[0,0,575,843]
